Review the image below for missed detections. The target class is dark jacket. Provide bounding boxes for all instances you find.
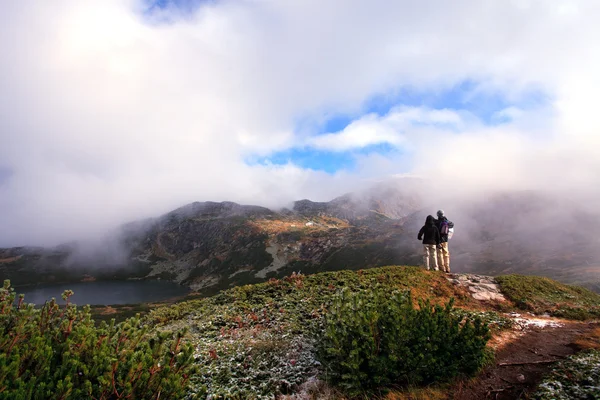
[418,215,441,245]
[434,216,454,243]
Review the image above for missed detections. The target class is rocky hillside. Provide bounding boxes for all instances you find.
[2,181,600,292]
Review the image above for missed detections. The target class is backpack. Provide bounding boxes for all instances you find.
[439,220,449,235]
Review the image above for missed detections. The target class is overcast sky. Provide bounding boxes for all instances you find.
[1,0,600,246]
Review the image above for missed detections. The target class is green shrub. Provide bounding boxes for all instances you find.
[0,280,198,400]
[318,287,491,395]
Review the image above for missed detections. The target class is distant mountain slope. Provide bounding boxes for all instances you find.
[2,180,599,292]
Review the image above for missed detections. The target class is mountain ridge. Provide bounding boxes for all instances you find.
[2,181,599,292]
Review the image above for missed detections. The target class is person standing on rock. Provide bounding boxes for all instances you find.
[434,209,454,273]
[417,215,441,271]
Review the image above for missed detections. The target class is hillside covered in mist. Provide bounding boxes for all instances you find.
[1,178,599,293]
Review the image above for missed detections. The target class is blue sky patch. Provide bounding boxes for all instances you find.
[256,81,551,174]
[305,80,550,135]
[146,0,212,10]
[248,143,398,174]
[142,0,215,20]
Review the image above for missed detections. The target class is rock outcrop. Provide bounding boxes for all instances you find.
[448,273,507,302]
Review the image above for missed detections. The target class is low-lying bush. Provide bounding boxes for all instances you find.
[318,287,491,395]
[0,280,198,400]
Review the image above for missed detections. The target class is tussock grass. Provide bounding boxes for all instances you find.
[383,387,448,400]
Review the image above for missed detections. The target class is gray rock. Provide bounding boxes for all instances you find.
[449,273,507,302]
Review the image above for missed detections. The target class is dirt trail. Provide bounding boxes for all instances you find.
[449,320,598,400]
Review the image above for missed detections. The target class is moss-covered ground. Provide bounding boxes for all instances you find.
[532,350,600,400]
[496,274,600,320]
[145,266,506,398]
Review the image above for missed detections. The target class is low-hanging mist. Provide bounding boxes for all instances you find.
[1,0,600,266]
[2,177,599,294]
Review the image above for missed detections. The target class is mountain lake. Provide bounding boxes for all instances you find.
[14,280,190,305]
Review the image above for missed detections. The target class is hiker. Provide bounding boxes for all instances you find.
[434,210,454,273]
[417,215,440,271]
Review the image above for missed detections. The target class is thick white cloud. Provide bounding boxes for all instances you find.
[1,0,600,246]
[307,107,464,151]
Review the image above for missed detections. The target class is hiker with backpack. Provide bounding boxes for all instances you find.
[417,215,441,271]
[434,210,454,273]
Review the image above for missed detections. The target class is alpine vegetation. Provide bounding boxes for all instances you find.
[318,287,491,395]
[0,280,198,400]
[533,350,600,400]
[146,266,494,398]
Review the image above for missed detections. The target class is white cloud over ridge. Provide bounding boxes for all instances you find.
[1,0,600,246]
[306,107,465,151]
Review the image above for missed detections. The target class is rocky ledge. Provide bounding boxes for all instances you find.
[448,273,507,302]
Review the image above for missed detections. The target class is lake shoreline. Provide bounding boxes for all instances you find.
[15,280,191,306]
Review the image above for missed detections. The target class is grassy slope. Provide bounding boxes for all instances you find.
[145,266,503,399]
[147,266,479,327]
[496,274,600,319]
[92,267,600,399]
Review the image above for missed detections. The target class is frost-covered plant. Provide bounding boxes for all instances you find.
[532,350,600,400]
[451,309,514,331]
[189,333,319,399]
